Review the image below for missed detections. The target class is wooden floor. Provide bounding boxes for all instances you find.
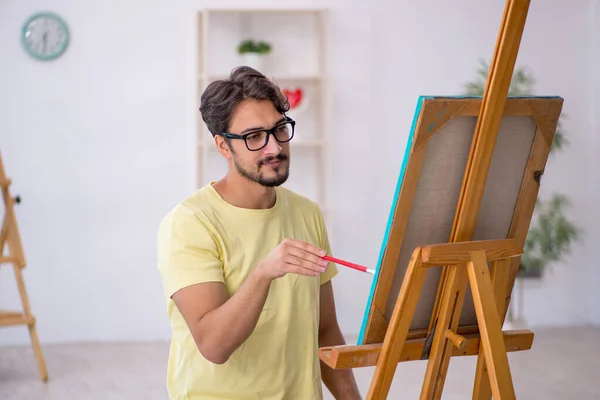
[1,326,599,399]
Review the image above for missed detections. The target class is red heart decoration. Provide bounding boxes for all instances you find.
[283,88,303,109]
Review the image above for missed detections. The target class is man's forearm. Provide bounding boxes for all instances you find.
[319,324,361,399]
[195,268,272,364]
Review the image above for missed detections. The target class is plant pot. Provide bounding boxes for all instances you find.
[240,53,265,72]
[517,264,543,279]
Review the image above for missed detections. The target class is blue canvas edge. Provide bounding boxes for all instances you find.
[356,95,425,345]
[355,94,563,345]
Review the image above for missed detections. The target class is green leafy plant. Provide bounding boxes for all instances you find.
[237,39,272,55]
[463,59,582,278]
[520,194,581,275]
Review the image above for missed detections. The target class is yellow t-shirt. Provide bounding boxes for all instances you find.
[157,183,338,400]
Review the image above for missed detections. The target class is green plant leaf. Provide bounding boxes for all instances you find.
[255,41,271,54]
[520,194,582,272]
[237,39,272,54]
[237,39,255,54]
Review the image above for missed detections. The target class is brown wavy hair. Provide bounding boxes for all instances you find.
[199,66,290,137]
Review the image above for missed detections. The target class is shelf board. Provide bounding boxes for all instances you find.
[198,73,323,82]
[202,8,327,15]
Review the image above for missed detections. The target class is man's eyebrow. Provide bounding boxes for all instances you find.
[240,117,287,134]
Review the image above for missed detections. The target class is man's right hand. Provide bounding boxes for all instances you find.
[256,238,329,281]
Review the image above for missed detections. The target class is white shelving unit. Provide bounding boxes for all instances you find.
[195,8,332,228]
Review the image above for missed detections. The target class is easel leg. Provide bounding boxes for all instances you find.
[468,251,515,399]
[1,154,47,381]
[473,358,492,400]
[473,259,511,399]
[420,263,468,399]
[367,248,427,400]
[13,264,48,381]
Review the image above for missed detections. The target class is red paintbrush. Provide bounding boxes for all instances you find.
[321,255,375,275]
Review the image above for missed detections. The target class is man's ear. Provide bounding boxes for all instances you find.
[214,135,233,160]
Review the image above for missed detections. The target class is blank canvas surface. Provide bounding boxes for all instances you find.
[383,115,537,330]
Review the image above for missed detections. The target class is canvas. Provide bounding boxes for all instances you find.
[357,95,563,345]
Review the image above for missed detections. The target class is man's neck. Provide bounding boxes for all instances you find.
[213,174,277,210]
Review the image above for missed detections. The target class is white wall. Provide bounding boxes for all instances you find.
[590,0,600,326]
[514,0,599,327]
[0,0,596,346]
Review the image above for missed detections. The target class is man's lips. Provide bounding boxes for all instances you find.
[263,159,281,167]
[261,157,286,168]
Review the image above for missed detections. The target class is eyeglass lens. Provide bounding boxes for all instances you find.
[246,122,294,150]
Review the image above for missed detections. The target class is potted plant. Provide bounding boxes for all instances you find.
[237,39,272,72]
[463,59,583,322]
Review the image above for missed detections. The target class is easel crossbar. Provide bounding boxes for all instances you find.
[0,310,35,326]
[319,330,533,369]
[420,239,523,266]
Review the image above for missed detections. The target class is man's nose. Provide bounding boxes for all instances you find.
[263,133,282,154]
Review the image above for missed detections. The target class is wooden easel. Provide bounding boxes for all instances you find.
[417,0,531,398]
[367,239,526,399]
[0,153,48,382]
[320,0,541,398]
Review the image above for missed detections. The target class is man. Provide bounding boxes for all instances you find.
[157,66,361,399]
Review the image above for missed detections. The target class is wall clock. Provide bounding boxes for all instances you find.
[21,12,69,61]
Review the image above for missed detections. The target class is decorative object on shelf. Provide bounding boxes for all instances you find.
[282,87,304,109]
[236,39,272,72]
[21,11,69,61]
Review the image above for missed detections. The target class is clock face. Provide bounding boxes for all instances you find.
[21,12,69,61]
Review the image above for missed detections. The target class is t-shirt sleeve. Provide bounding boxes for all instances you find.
[157,205,224,298]
[317,208,338,286]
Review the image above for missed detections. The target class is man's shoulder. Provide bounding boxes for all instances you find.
[158,186,220,233]
[180,184,221,214]
[278,186,323,215]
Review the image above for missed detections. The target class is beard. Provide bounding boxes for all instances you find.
[233,153,290,187]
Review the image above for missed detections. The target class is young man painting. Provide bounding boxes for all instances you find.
[157,66,361,400]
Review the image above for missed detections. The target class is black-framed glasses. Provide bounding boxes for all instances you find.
[220,116,295,151]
